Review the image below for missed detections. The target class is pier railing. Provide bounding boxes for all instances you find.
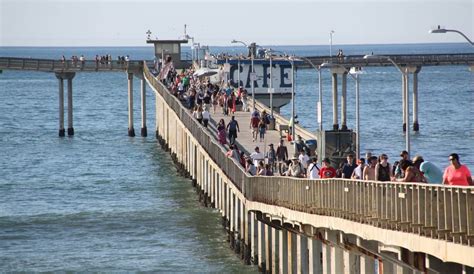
[143,62,474,247]
[0,57,145,72]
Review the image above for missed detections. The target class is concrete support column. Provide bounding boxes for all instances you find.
[334,246,344,274]
[251,212,258,265]
[409,66,422,131]
[243,208,251,264]
[127,73,135,137]
[279,229,288,274]
[341,72,348,130]
[271,227,278,273]
[331,73,339,130]
[67,77,74,136]
[258,221,266,271]
[360,255,376,274]
[322,243,333,274]
[288,231,297,274]
[308,238,322,274]
[265,224,271,273]
[296,234,308,274]
[58,77,65,137]
[140,78,147,137]
[402,73,407,132]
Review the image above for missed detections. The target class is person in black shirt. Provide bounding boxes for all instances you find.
[341,154,357,179]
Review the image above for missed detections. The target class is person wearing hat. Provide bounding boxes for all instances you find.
[266,144,277,173]
[320,158,337,178]
[288,157,304,177]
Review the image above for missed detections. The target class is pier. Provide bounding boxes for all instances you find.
[143,62,473,273]
[1,53,473,273]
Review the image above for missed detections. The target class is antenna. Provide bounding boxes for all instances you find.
[184,24,187,37]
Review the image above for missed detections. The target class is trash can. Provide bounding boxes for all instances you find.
[268,116,276,130]
[305,139,317,156]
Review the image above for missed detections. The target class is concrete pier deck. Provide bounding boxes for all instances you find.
[209,108,296,158]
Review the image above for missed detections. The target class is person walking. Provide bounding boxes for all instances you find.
[217,119,227,145]
[266,144,277,173]
[226,116,240,145]
[363,156,378,181]
[375,154,392,181]
[307,157,320,179]
[320,158,337,178]
[258,118,266,142]
[351,158,366,180]
[276,139,289,175]
[443,153,472,186]
[341,154,357,179]
[250,114,260,142]
[202,108,210,128]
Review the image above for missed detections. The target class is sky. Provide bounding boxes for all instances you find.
[1,0,473,46]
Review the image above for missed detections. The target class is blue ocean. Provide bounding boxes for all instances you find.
[0,43,472,271]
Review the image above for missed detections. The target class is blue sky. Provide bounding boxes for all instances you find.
[1,0,472,46]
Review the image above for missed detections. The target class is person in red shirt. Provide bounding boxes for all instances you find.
[320,158,337,178]
[443,153,473,186]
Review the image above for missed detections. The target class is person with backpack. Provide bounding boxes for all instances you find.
[307,157,321,179]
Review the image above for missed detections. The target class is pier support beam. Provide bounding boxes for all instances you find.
[140,78,147,137]
[127,73,135,137]
[258,221,266,271]
[57,76,65,137]
[402,73,407,132]
[308,237,322,274]
[296,233,308,274]
[408,66,422,132]
[331,73,339,130]
[341,72,348,130]
[279,229,288,274]
[55,72,75,137]
[67,77,74,136]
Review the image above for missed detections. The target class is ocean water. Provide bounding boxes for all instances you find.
[0,43,473,271]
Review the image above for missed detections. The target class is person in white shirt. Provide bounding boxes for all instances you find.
[202,109,210,128]
[307,157,320,179]
[250,146,264,167]
[298,150,310,173]
[351,158,366,180]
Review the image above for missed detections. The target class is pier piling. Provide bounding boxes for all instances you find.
[127,73,135,137]
[140,78,147,137]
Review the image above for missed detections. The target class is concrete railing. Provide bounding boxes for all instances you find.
[143,62,474,248]
[0,57,146,72]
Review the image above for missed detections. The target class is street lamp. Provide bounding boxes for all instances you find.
[232,39,256,111]
[429,26,474,46]
[330,30,335,58]
[364,54,411,158]
[320,62,362,158]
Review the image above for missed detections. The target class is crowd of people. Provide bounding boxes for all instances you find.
[156,57,472,187]
[60,54,130,64]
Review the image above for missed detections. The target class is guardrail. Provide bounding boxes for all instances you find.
[0,57,146,72]
[143,61,474,247]
[300,53,474,67]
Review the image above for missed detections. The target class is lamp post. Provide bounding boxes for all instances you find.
[429,26,474,46]
[330,30,335,58]
[231,39,256,111]
[364,55,410,157]
[287,56,298,156]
